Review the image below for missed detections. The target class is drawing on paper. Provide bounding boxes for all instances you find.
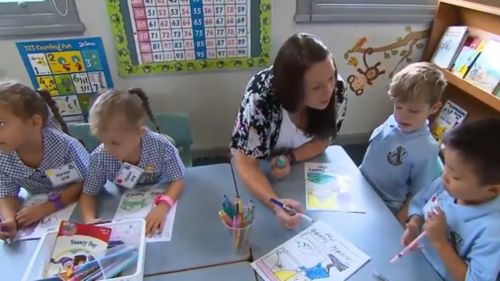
[252,221,370,281]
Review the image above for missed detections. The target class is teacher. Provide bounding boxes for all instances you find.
[230,33,348,229]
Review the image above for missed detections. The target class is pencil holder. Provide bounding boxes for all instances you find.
[222,220,252,252]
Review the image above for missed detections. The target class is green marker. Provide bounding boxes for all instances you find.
[275,155,287,169]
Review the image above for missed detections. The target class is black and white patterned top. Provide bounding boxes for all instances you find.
[230,67,348,159]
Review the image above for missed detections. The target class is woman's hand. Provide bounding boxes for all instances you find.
[271,155,291,180]
[272,198,303,229]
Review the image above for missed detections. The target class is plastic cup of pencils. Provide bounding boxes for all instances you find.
[222,219,252,252]
[218,206,254,252]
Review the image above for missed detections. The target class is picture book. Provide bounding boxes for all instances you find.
[251,221,370,281]
[15,194,77,241]
[431,100,468,143]
[451,36,484,78]
[113,187,177,243]
[45,221,112,278]
[465,40,500,93]
[431,26,468,69]
[305,163,365,213]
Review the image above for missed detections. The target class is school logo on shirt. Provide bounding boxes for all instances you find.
[386,146,407,166]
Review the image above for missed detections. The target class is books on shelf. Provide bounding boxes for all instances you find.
[431,100,468,143]
[431,26,468,69]
[450,36,484,78]
[464,40,500,94]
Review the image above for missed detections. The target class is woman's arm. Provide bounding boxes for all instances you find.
[292,138,330,162]
[235,150,303,229]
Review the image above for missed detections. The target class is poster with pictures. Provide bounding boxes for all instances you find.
[16,37,114,123]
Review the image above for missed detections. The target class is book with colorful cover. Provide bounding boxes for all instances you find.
[45,221,112,278]
[431,26,469,69]
[431,100,468,143]
[451,36,484,78]
[464,40,500,93]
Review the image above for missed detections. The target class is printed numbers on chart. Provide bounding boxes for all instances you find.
[144,0,155,6]
[214,0,224,4]
[237,27,246,35]
[216,49,226,58]
[172,29,182,39]
[159,18,170,28]
[204,17,214,27]
[225,5,235,15]
[237,48,248,56]
[153,52,164,62]
[236,5,246,15]
[157,0,167,5]
[171,18,181,27]
[195,29,204,38]
[162,41,173,50]
[179,0,189,4]
[214,5,224,15]
[205,28,215,38]
[148,19,159,29]
[196,51,206,59]
[193,18,203,26]
[174,51,185,60]
[186,50,195,60]
[133,8,147,19]
[236,16,246,25]
[168,0,178,3]
[181,18,192,28]
[216,39,226,47]
[237,37,247,47]
[136,20,148,30]
[173,41,184,50]
[184,40,194,49]
[206,38,215,48]
[181,6,191,16]
[169,7,180,17]
[138,31,150,42]
[196,40,205,48]
[216,28,225,36]
[71,73,92,93]
[140,42,152,52]
[215,17,225,26]
[146,7,157,18]
[151,42,162,51]
[157,7,168,18]
[226,17,235,25]
[183,29,193,39]
[161,30,172,40]
[227,37,236,47]
[227,27,236,36]
[149,30,160,41]
[192,7,202,15]
[203,0,213,4]
[203,6,213,16]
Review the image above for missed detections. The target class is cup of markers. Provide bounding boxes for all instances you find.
[218,195,255,252]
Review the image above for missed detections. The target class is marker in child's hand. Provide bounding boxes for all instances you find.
[390,231,427,263]
[270,198,314,223]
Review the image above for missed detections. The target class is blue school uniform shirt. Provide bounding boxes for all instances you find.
[359,114,441,213]
[408,178,500,281]
[83,128,185,196]
[0,127,89,198]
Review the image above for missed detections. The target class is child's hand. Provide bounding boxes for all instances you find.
[401,222,421,251]
[145,204,170,237]
[424,208,448,246]
[271,156,291,180]
[15,205,48,229]
[272,198,302,229]
[0,219,17,241]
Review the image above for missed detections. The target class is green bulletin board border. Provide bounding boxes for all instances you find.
[106,0,271,77]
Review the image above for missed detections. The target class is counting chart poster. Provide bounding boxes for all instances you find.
[16,37,114,123]
[106,0,271,76]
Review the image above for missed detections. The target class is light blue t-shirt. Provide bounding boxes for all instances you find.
[360,115,441,213]
[408,178,500,281]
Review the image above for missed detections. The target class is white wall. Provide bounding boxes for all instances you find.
[0,0,428,151]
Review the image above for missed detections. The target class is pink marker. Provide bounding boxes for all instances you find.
[390,231,427,263]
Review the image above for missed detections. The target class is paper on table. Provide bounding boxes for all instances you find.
[112,188,177,243]
[251,221,370,281]
[15,194,77,241]
[305,162,365,213]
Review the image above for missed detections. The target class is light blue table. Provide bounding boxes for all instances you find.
[145,262,257,281]
[0,163,249,279]
[231,146,442,281]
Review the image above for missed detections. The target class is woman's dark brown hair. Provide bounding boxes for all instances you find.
[272,33,341,140]
[0,80,68,133]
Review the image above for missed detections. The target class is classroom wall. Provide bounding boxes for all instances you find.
[0,0,429,151]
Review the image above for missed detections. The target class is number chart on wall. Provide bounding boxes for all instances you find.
[16,37,114,123]
[106,0,271,76]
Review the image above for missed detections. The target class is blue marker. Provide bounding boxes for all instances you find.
[270,198,314,223]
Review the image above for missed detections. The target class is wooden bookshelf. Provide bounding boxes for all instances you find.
[424,0,500,119]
